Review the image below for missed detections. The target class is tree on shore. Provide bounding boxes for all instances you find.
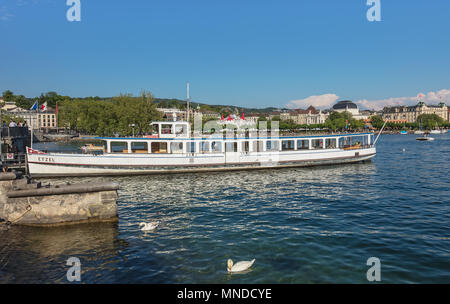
[416,114,444,130]
[58,93,162,136]
[325,111,364,131]
[369,115,384,129]
[2,90,14,102]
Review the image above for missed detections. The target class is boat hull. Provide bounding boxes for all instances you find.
[27,147,376,177]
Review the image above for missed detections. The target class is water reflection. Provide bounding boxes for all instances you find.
[0,222,126,283]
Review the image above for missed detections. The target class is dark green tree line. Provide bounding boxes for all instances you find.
[58,93,162,136]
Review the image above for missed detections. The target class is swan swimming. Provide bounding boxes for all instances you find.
[139,221,159,231]
[227,258,255,273]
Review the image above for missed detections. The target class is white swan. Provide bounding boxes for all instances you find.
[139,221,159,231]
[227,258,255,273]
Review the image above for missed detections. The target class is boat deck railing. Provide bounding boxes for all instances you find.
[0,152,27,170]
[0,127,30,138]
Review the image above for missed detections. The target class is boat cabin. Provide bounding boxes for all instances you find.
[100,127,374,155]
[151,121,190,139]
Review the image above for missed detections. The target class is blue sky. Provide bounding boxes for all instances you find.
[1,0,449,110]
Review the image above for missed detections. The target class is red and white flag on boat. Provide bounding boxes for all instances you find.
[27,147,46,154]
[40,102,47,112]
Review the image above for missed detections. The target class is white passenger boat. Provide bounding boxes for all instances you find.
[26,121,377,177]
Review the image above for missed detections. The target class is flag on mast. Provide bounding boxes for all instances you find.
[30,101,38,110]
[40,102,47,112]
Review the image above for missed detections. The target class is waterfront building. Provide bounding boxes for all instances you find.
[157,108,187,121]
[280,112,291,121]
[1,101,22,112]
[1,102,39,129]
[38,111,57,129]
[157,107,203,122]
[332,100,369,120]
[381,102,448,123]
[268,111,282,120]
[245,114,260,124]
[9,111,40,129]
[200,110,219,119]
[1,102,57,129]
[287,106,329,125]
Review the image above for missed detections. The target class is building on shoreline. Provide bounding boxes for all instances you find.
[157,107,220,121]
[156,108,188,121]
[381,102,449,123]
[287,106,329,125]
[332,100,369,120]
[38,111,57,128]
[280,101,370,125]
[1,102,57,129]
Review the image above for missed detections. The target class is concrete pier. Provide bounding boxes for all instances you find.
[0,172,119,226]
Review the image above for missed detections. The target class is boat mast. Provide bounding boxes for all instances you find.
[186,81,190,123]
[374,120,387,145]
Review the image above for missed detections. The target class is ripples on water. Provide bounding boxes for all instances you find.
[1,135,449,283]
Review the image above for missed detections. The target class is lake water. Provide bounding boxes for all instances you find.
[1,134,449,283]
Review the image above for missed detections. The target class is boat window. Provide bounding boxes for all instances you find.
[241,141,249,152]
[151,142,168,153]
[253,141,264,152]
[170,142,183,153]
[266,140,280,151]
[311,139,323,149]
[225,142,238,152]
[110,141,128,153]
[131,142,148,153]
[351,136,363,146]
[175,124,187,137]
[152,124,159,135]
[282,140,295,151]
[339,137,349,148]
[200,141,210,153]
[211,141,222,153]
[187,142,196,153]
[161,124,173,134]
[325,138,336,149]
[297,139,309,150]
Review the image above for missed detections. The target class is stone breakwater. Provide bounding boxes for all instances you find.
[0,172,119,226]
